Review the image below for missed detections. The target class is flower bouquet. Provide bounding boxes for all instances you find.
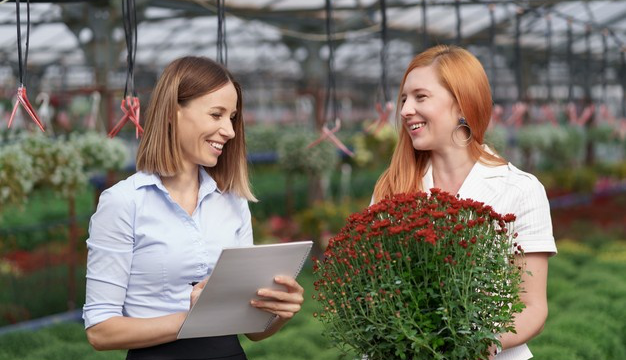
[313,190,525,360]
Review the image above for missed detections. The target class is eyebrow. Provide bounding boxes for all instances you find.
[209,106,237,114]
[401,88,431,96]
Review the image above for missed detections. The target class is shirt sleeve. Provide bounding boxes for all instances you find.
[238,198,254,246]
[513,177,557,255]
[82,184,135,329]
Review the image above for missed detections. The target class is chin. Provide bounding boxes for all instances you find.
[411,140,429,151]
[198,157,218,168]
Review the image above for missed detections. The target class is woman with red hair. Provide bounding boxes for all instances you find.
[373,45,556,360]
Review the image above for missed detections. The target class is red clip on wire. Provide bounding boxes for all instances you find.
[506,102,528,128]
[366,101,394,135]
[8,85,45,132]
[490,104,504,124]
[108,96,143,138]
[567,103,595,126]
[541,104,558,127]
[599,104,626,140]
[307,119,354,157]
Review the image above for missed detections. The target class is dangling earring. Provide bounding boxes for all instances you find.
[452,117,472,147]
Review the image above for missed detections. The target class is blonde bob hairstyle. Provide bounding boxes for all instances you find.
[136,56,256,202]
[373,45,506,202]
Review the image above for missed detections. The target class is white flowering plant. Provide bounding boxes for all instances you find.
[277,128,339,176]
[69,131,128,173]
[0,131,129,207]
[20,133,87,198]
[0,144,35,208]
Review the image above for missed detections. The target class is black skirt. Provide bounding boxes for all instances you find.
[126,335,247,360]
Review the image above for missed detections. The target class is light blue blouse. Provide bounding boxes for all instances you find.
[82,167,253,329]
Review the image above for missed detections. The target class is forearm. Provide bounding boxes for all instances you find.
[244,316,289,342]
[499,302,548,350]
[86,312,187,350]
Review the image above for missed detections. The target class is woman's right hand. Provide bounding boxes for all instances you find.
[189,279,208,309]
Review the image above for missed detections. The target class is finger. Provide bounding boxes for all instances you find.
[190,288,203,302]
[195,278,209,290]
[272,310,297,319]
[274,276,304,293]
[257,289,304,304]
[250,300,301,313]
[252,307,297,320]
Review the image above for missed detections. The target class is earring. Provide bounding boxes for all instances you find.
[452,117,472,147]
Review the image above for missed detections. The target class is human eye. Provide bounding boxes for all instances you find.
[211,113,222,120]
[416,94,427,101]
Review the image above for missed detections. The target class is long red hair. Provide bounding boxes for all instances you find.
[373,45,505,202]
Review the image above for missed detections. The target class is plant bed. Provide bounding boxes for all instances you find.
[1,240,623,360]
[551,193,626,242]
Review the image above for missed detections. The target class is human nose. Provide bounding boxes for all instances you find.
[220,118,236,140]
[400,99,416,120]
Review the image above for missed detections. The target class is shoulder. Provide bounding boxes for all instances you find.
[90,173,144,231]
[504,163,547,196]
[219,191,251,214]
[235,193,251,214]
[473,161,549,212]
[97,172,144,208]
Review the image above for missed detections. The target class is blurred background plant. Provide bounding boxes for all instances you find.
[350,122,396,168]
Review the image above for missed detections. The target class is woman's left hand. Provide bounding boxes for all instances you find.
[250,276,304,320]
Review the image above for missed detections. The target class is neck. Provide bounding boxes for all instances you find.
[430,148,475,195]
[161,161,200,194]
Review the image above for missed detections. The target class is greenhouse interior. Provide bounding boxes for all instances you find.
[0,0,625,359]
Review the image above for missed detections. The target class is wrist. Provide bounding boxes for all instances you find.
[494,334,502,356]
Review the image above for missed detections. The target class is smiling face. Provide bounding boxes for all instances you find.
[176,81,237,170]
[400,65,462,153]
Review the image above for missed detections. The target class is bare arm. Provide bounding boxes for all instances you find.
[498,253,549,351]
[86,280,209,350]
[86,312,186,350]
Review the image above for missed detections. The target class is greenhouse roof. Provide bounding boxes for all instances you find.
[0,0,624,85]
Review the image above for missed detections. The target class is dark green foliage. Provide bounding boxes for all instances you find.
[0,242,624,360]
[0,266,86,326]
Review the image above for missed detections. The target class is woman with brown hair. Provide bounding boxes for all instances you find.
[373,45,556,360]
[83,57,304,360]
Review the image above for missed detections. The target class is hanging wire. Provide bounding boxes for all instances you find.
[109,0,143,138]
[7,0,44,132]
[324,0,338,129]
[15,0,30,86]
[514,7,523,101]
[421,0,428,50]
[488,4,496,94]
[365,0,393,135]
[621,48,626,117]
[122,0,138,98]
[379,0,389,104]
[306,0,353,157]
[216,0,227,65]
[545,10,552,102]
[455,0,461,44]
[584,23,591,99]
[601,29,608,103]
[567,17,573,102]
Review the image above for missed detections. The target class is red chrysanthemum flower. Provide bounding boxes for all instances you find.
[312,190,523,360]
